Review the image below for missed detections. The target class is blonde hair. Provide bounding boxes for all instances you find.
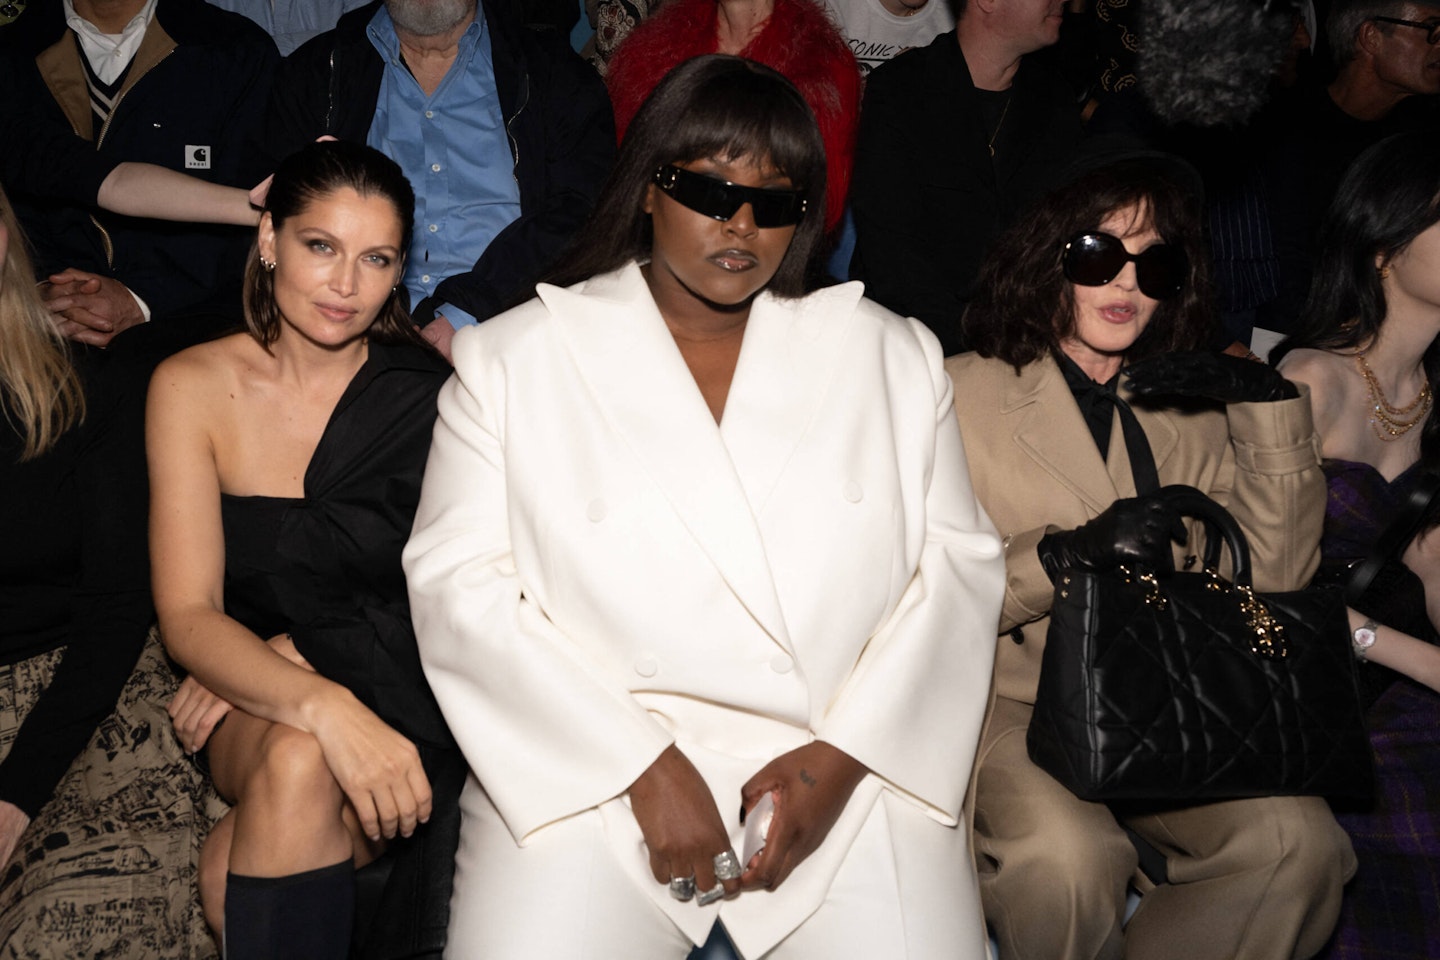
[0,185,85,460]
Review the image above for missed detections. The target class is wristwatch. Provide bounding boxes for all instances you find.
[1352,618,1379,661]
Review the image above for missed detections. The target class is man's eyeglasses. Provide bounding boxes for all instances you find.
[1370,15,1440,44]
[653,165,808,228]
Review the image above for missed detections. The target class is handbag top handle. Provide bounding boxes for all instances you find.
[1154,485,1253,584]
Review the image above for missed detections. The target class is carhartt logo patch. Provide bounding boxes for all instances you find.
[186,145,211,170]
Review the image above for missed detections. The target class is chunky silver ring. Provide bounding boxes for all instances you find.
[668,876,696,902]
[713,849,742,881]
[696,882,725,906]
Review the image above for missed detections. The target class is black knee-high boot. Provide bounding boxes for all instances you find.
[223,860,355,960]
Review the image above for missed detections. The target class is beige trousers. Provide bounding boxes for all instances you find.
[975,696,1357,960]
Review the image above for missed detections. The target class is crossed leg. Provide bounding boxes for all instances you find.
[198,711,383,956]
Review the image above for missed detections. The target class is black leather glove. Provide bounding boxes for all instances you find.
[1037,496,1188,582]
[1123,351,1300,404]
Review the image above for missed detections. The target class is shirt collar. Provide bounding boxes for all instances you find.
[64,0,158,81]
[366,4,483,73]
[64,0,157,47]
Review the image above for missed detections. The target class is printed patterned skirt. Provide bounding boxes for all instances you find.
[0,628,228,959]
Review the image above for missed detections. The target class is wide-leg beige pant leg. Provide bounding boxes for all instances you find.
[1122,796,1356,960]
[972,696,1135,960]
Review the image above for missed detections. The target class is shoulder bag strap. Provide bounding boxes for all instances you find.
[1347,469,1440,604]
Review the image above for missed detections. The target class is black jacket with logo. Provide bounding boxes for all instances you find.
[0,0,279,322]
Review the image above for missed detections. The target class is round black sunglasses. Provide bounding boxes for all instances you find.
[1062,232,1187,300]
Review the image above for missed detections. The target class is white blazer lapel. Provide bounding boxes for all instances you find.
[538,265,794,651]
[720,282,865,512]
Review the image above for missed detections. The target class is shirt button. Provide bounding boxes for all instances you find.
[770,654,794,674]
[843,481,863,503]
[431,163,442,173]
[634,658,658,678]
[428,224,438,233]
[586,499,607,522]
[421,274,431,284]
[425,110,434,119]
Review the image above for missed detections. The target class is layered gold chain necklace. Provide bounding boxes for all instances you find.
[1356,351,1432,441]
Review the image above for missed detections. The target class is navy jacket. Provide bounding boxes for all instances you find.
[0,0,279,322]
[262,0,615,324]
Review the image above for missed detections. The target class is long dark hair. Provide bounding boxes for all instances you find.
[545,54,828,297]
[243,140,429,350]
[1273,131,1440,467]
[962,157,1213,371]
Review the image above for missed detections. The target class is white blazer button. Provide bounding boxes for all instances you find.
[634,658,658,677]
[770,654,794,674]
[843,481,863,503]
[586,499,607,522]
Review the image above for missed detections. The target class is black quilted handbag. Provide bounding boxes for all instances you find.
[1027,484,1373,802]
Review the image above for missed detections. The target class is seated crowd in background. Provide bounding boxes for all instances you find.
[1,0,1439,958]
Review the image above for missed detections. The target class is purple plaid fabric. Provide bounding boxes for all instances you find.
[1315,461,1440,959]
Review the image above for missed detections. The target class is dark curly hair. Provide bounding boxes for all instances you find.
[244,139,430,351]
[545,54,828,297]
[961,157,1213,372]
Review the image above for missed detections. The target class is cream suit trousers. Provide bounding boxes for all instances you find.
[445,774,987,959]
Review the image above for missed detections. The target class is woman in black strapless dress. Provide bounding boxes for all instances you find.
[148,141,454,960]
[1274,130,1440,960]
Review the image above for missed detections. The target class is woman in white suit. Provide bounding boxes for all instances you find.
[403,55,1005,959]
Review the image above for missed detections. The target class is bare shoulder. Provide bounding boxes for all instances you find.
[149,334,262,406]
[1277,347,1353,414]
[1276,347,1347,390]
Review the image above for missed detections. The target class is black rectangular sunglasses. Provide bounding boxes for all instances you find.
[653,165,808,229]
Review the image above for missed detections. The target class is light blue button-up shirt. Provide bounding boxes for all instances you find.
[210,0,371,56]
[367,5,522,329]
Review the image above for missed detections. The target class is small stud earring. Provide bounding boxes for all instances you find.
[260,257,276,272]
[1379,264,1391,280]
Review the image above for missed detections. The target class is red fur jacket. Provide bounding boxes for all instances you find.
[605,0,862,231]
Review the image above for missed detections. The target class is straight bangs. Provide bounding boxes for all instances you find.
[665,82,823,198]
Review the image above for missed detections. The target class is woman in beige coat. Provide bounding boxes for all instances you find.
[946,155,1356,960]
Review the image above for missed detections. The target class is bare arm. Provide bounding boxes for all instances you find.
[98,163,259,226]
[1348,607,1440,694]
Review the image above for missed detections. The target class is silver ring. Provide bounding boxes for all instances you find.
[668,876,696,902]
[696,882,725,906]
[713,849,742,881]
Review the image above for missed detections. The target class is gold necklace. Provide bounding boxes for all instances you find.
[1356,351,1432,441]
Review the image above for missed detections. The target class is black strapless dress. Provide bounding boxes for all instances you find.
[219,341,464,959]
[219,342,454,755]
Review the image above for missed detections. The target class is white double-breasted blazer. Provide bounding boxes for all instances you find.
[404,263,1004,957]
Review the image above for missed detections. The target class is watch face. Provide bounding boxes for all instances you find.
[1354,627,1377,650]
